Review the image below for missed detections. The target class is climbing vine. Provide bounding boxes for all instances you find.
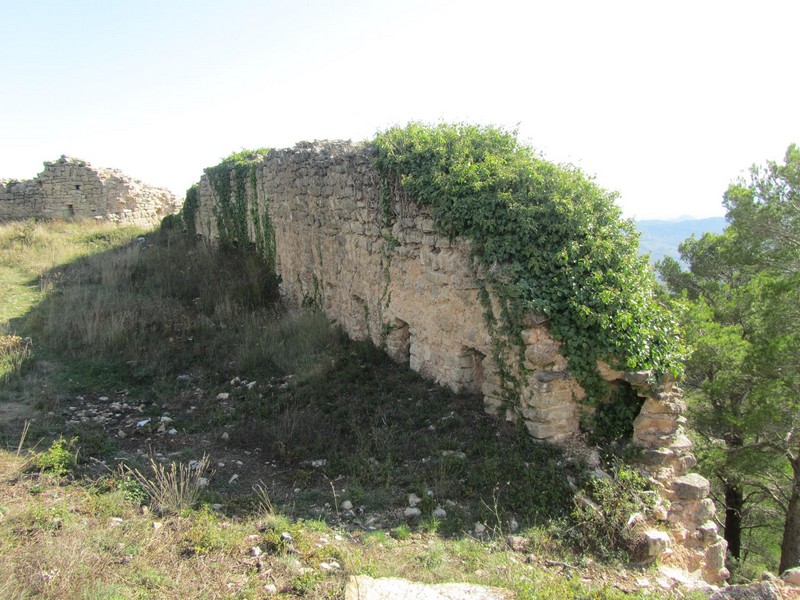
[372,123,682,411]
[204,148,275,271]
[182,183,200,241]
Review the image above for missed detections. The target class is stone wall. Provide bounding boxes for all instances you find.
[190,140,728,583]
[0,156,179,226]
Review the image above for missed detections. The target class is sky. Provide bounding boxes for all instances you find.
[1,0,799,220]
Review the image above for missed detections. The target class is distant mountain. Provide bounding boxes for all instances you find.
[635,217,727,262]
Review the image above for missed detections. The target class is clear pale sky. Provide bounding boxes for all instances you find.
[2,0,798,219]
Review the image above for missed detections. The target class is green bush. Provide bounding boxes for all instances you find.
[570,464,656,558]
[34,436,78,475]
[373,124,682,418]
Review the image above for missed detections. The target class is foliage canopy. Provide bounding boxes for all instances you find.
[372,123,681,407]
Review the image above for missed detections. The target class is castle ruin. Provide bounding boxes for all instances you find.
[0,156,179,226]
[187,139,729,583]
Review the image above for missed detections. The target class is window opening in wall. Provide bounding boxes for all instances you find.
[74,185,81,190]
[350,295,369,340]
[66,204,74,217]
[591,380,645,444]
[386,318,410,364]
[458,347,485,395]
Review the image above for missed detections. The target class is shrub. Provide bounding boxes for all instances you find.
[129,454,211,514]
[570,464,656,558]
[0,334,32,382]
[34,436,78,475]
[373,124,682,422]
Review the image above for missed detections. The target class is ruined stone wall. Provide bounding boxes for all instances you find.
[190,140,728,583]
[0,156,179,226]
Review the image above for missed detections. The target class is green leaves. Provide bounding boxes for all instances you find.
[373,123,680,409]
[205,149,274,269]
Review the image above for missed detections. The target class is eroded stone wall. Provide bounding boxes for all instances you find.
[0,156,179,226]
[190,140,728,583]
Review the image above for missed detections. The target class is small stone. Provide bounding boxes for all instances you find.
[408,493,422,507]
[160,416,173,424]
[710,581,780,599]
[506,535,528,552]
[782,567,800,586]
[247,381,257,389]
[228,474,239,485]
[509,518,519,532]
[264,583,278,594]
[221,432,229,441]
[216,393,229,401]
[250,546,262,557]
[404,507,422,518]
[167,428,178,435]
[152,522,163,529]
[341,500,353,511]
[198,477,209,488]
[211,504,224,511]
[98,396,109,402]
[432,507,447,519]
[176,375,192,383]
[474,522,486,535]
[136,418,151,427]
[157,424,166,433]
[117,430,126,439]
[281,532,293,542]
[320,561,340,571]
[644,530,671,557]
[441,450,466,459]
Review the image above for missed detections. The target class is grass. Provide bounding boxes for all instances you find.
[0,219,700,598]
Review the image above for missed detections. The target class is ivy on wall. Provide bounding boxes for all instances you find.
[204,149,275,271]
[182,183,200,240]
[372,123,683,410]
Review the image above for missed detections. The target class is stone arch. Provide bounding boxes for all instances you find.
[349,294,369,340]
[455,346,485,395]
[385,318,410,364]
[592,379,646,443]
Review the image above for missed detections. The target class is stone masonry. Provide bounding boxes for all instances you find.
[189,140,729,583]
[0,156,179,226]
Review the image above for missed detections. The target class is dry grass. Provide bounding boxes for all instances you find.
[0,455,687,599]
[0,220,698,598]
[130,454,212,515]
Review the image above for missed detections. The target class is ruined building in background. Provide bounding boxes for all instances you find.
[0,156,179,226]
[186,138,729,584]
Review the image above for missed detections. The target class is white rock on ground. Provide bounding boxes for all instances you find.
[344,575,513,600]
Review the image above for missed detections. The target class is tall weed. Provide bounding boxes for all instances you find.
[129,454,211,514]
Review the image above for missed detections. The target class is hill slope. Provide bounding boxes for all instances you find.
[636,217,727,262]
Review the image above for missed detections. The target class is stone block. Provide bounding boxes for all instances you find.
[673,474,710,500]
[704,539,728,573]
[524,419,575,440]
[782,567,800,586]
[640,396,687,415]
[644,530,671,557]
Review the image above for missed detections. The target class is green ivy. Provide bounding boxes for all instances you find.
[204,148,275,270]
[181,183,200,241]
[372,123,682,415]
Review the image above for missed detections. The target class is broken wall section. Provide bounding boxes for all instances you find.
[0,156,179,226]
[189,140,728,583]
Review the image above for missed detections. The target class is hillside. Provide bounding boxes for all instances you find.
[635,217,727,262]
[0,219,722,599]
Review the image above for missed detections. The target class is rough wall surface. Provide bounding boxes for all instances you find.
[190,140,728,583]
[0,156,179,226]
